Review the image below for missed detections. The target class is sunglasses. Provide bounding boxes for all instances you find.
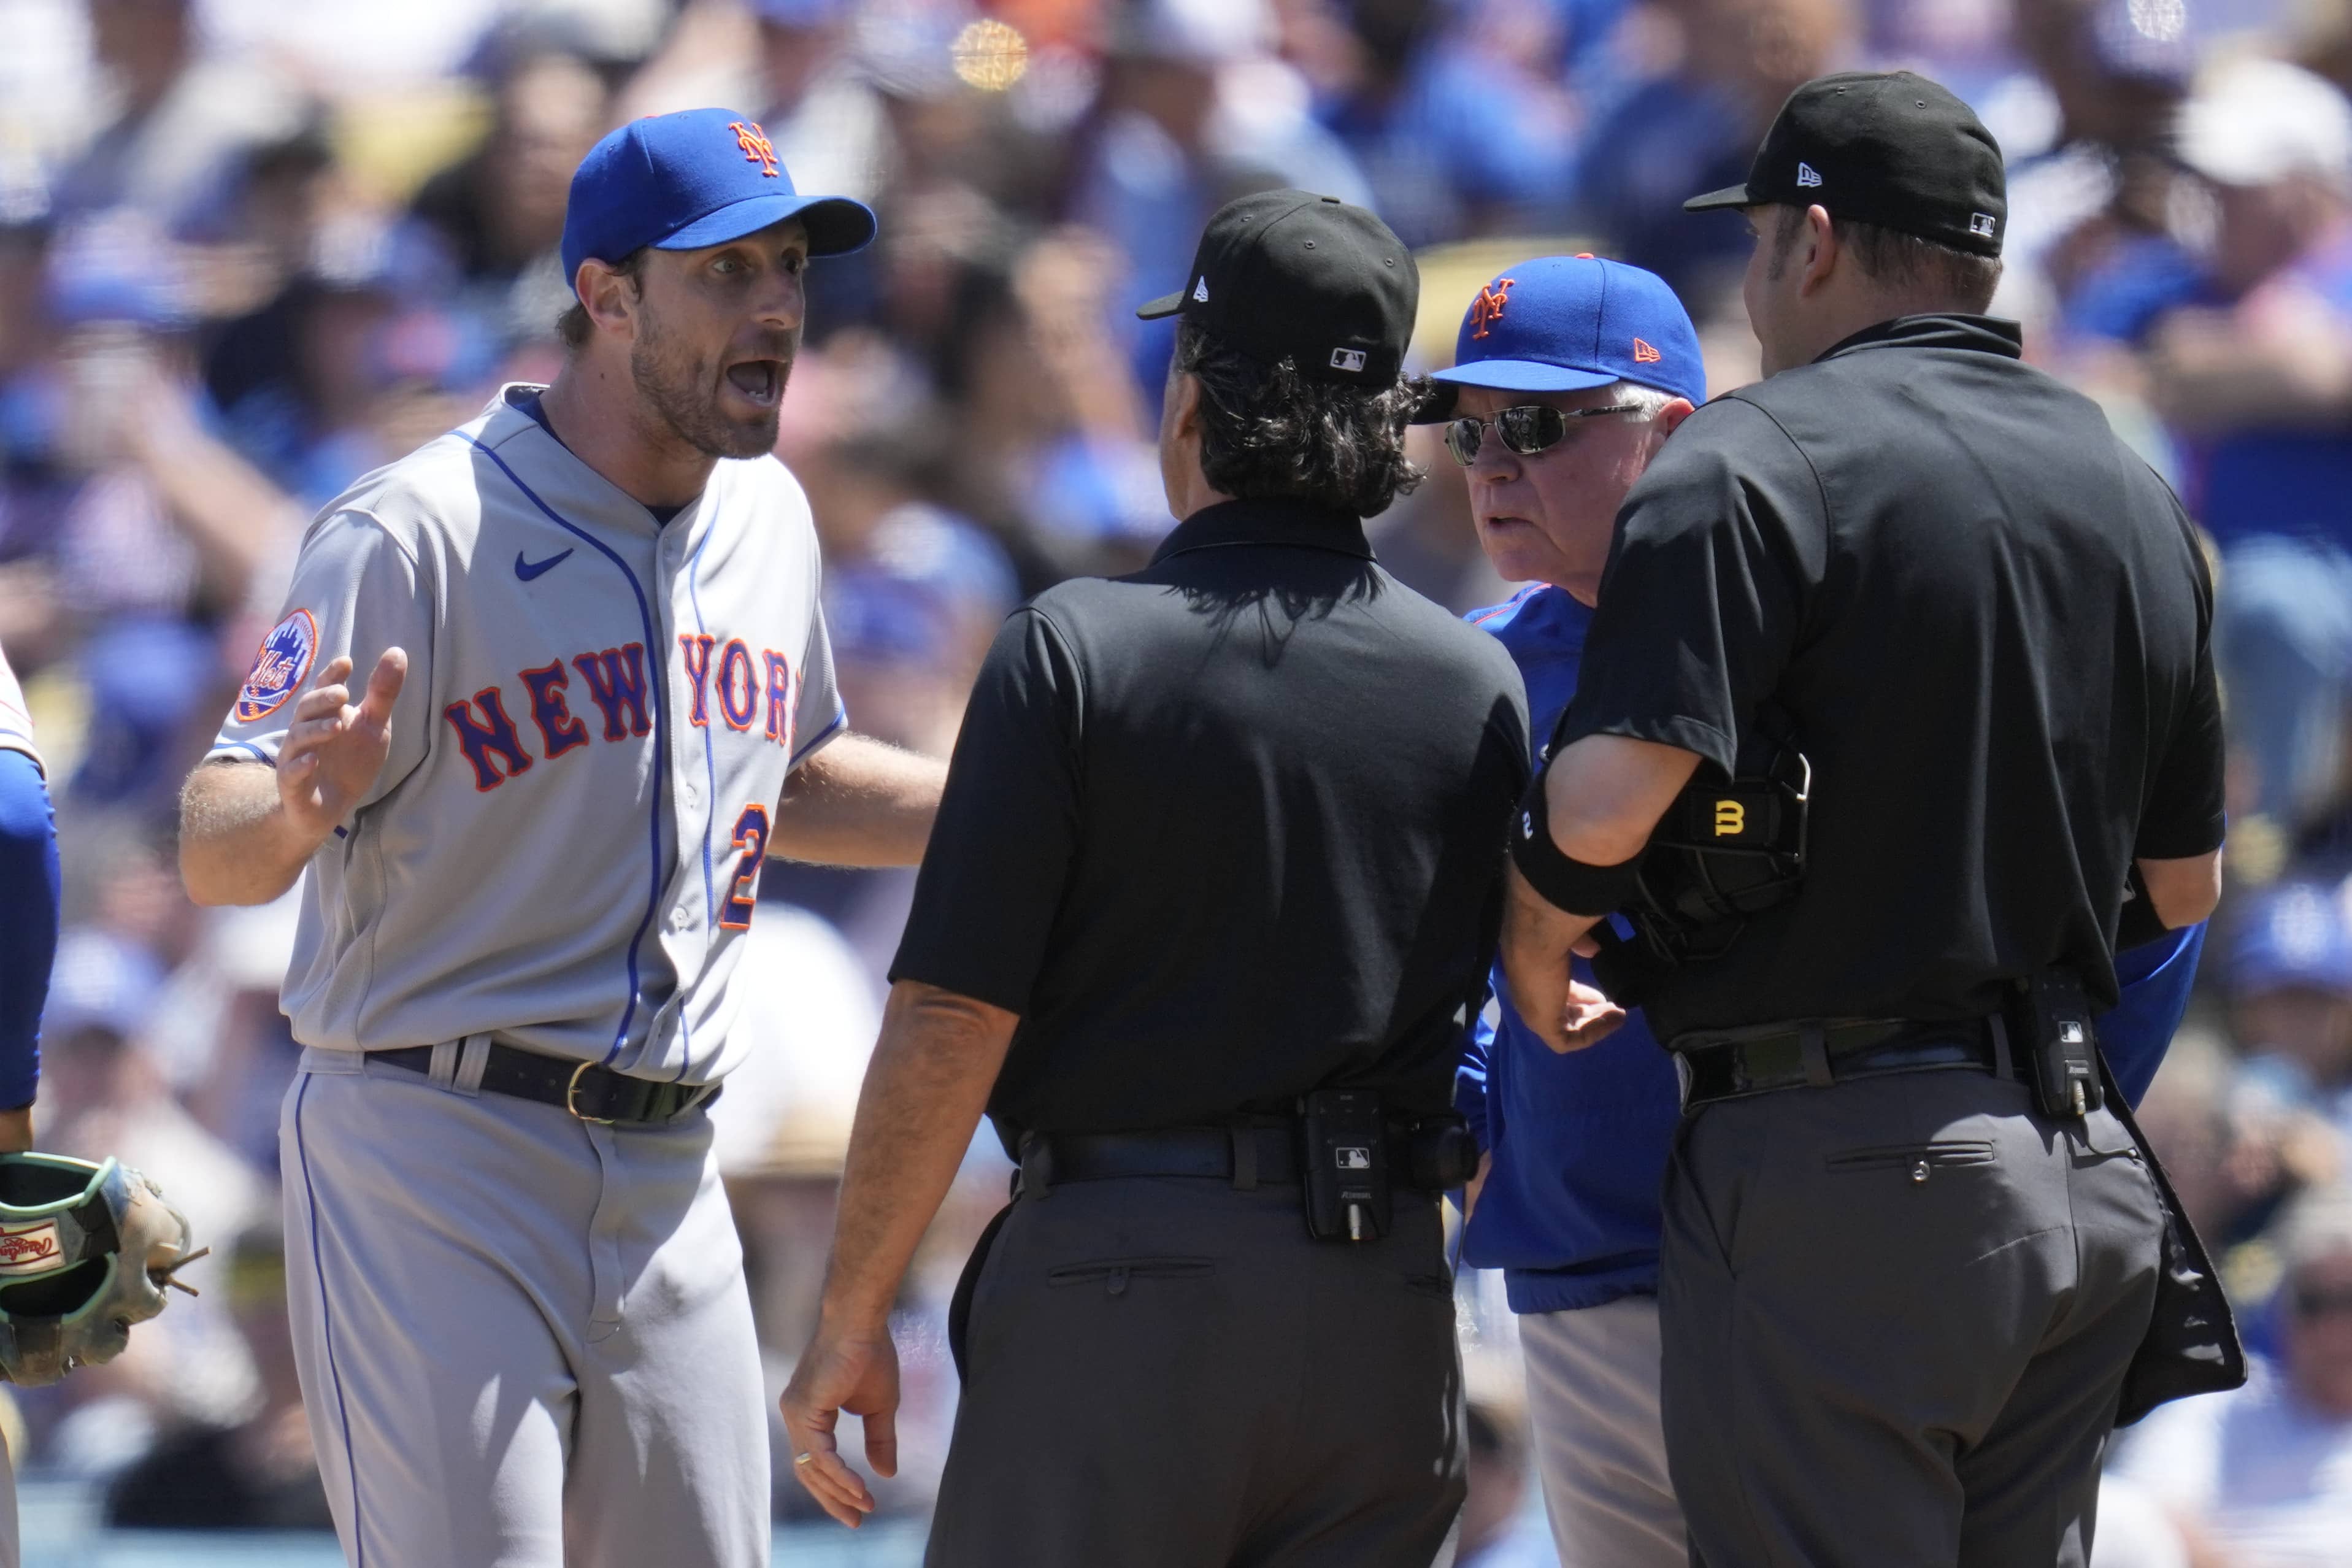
[1444,402,1643,466]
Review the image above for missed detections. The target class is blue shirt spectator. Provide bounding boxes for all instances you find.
[1317,4,1577,248]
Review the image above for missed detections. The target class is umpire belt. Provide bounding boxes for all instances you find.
[1015,1123,1443,1196]
[371,1042,720,1125]
[1668,1015,2013,1112]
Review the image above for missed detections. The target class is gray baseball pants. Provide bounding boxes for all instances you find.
[928,1172,1466,1567]
[279,1047,769,1568]
[1519,1296,1685,1568]
[1659,1069,2167,1568]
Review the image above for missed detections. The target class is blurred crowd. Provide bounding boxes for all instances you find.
[6,0,2352,1559]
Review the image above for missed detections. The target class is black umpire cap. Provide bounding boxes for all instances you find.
[1686,71,2007,258]
[1137,189,1418,385]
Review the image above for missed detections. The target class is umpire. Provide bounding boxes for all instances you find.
[783,190,1527,1566]
[1501,74,2231,1565]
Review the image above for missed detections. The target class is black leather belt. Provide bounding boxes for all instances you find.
[1670,1016,2010,1110]
[1018,1123,1447,1194]
[371,1043,720,1125]
[1020,1126,1301,1192]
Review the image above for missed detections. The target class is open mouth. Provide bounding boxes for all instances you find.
[1482,514,1532,531]
[724,360,784,406]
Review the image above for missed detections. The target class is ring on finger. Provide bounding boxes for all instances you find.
[793,1451,815,1466]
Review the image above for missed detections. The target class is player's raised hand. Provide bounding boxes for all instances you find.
[277,650,406,845]
[780,1323,901,1529]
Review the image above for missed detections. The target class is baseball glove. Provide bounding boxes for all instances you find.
[0,1153,202,1385]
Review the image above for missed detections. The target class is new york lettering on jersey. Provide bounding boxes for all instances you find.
[440,632,805,792]
[209,386,844,1084]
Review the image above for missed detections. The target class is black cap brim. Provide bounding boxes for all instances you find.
[1682,183,1757,213]
[1135,291,1186,321]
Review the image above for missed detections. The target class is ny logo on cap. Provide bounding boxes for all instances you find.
[1796,161,1823,188]
[1469,277,1516,340]
[1970,213,1997,237]
[728,120,780,178]
[1193,276,1209,303]
[1632,337,1661,363]
[1329,348,1367,373]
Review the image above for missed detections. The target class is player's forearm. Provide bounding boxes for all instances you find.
[176,759,325,907]
[771,732,945,867]
[817,980,1017,1334]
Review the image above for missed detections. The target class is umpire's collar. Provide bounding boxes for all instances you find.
[1816,313,2023,364]
[1151,496,1376,567]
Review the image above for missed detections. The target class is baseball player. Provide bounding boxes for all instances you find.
[0,642,57,1568]
[175,110,944,1567]
[1432,254,2213,1567]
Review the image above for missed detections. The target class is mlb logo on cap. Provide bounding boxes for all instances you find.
[1427,255,1705,409]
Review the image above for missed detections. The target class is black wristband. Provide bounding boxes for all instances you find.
[1510,772,1645,916]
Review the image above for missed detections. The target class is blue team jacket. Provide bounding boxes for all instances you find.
[1456,584,2210,1315]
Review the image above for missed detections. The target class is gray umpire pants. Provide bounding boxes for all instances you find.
[1658,1068,2166,1568]
[928,1172,1466,1567]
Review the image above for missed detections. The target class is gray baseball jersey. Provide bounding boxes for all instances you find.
[211,385,843,1085]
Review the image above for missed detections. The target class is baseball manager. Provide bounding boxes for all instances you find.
[1431,253,2213,1567]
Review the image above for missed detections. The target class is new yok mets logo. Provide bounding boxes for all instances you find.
[235,609,318,723]
[728,121,779,177]
[1469,277,1516,340]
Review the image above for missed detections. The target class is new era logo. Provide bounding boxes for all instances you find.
[1796,161,1823,188]
[1970,212,1997,237]
[1193,275,1209,303]
[1632,337,1661,363]
[1329,347,1367,372]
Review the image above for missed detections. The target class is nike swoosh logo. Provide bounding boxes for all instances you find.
[515,548,574,581]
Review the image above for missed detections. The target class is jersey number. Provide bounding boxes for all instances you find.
[721,804,770,929]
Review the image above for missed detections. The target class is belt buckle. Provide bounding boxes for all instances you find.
[566,1061,617,1125]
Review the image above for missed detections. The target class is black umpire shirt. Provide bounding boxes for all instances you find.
[1558,315,2225,1042]
[891,496,1529,1152]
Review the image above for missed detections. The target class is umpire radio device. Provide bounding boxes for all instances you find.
[1297,1092,1482,1243]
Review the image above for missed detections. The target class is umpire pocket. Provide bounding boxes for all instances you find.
[1823,1139,1996,1176]
[1046,1257,1215,1298]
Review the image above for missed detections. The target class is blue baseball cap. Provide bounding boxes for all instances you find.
[559,107,877,297]
[1425,255,1704,413]
[2230,882,2352,997]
